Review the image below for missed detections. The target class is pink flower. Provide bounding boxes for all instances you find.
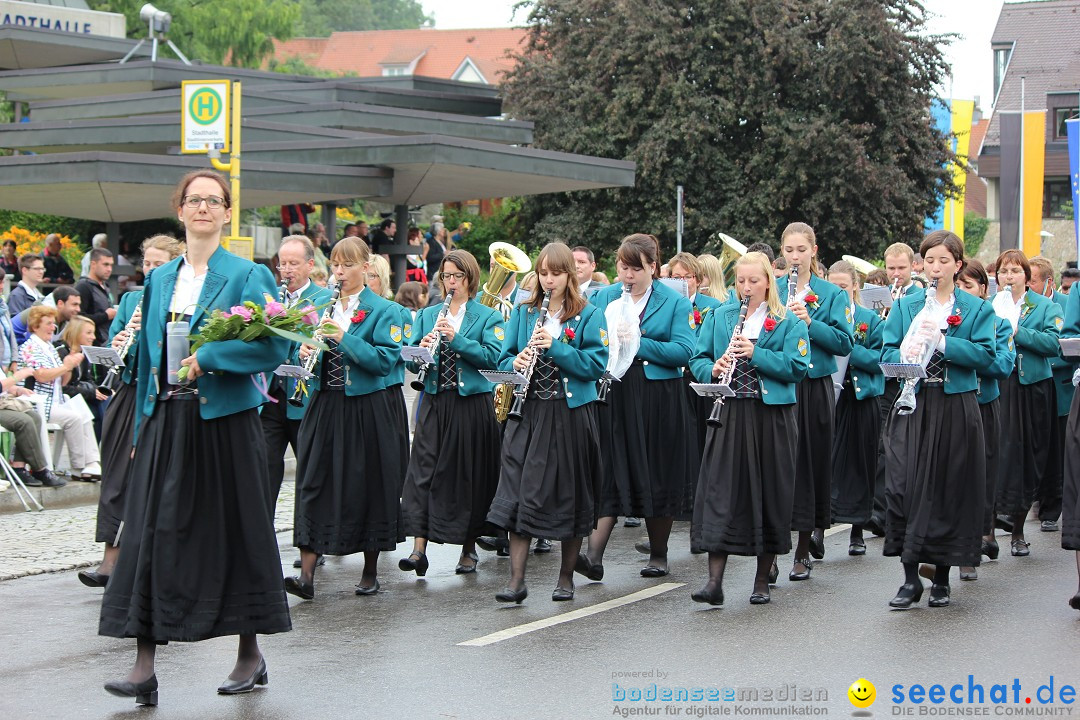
[299,305,318,326]
[264,300,286,318]
[230,305,253,322]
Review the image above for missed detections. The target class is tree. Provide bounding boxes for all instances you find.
[295,0,432,38]
[502,0,956,263]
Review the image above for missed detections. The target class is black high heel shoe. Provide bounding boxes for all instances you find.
[981,539,1000,560]
[928,584,950,608]
[809,532,825,560]
[496,586,528,604]
[284,576,314,600]
[789,558,812,581]
[574,553,604,581]
[217,657,268,695]
[767,561,779,585]
[1069,593,1080,611]
[690,584,724,606]
[78,570,109,588]
[104,674,158,706]
[455,552,479,575]
[398,551,429,577]
[888,582,924,609]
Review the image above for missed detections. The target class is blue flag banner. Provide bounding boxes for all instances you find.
[1068,118,1080,263]
[925,98,954,233]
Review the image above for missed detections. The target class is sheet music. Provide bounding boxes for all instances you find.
[401,346,435,365]
[479,370,529,386]
[859,284,893,311]
[80,345,123,368]
[274,364,314,379]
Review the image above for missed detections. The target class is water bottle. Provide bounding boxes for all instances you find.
[166,320,190,385]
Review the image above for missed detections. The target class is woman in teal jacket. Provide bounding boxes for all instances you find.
[825,261,885,557]
[286,237,405,600]
[399,250,503,577]
[1060,287,1080,611]
[488,243,607,603]
[579,234,696,582]
[778,222,854,580]
[882,231,995,610]
[688,252,808,606]
[99,171,291,705]
[992,249,1063,557]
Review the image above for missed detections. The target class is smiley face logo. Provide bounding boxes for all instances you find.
[848,678,876,709]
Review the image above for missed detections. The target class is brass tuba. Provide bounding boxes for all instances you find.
[479,242,532,422]
[715,233,747,294]
[842,254,878,281]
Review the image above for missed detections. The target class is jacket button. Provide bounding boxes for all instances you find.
[853,375,859,382]
[855,387,861,393]
[151,367,157,374]
[762,388,768,394]
[459,381,465,387]
[566,392,573,398]
[199,397,207,405]
[346,379,352,385]
[809,363,814,369]
[643,360,649,366]
[157,340,162,347]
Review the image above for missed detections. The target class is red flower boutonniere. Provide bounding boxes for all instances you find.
[352,309,367,325]
[854,322,869,341]
[693,308,703,325]
[561,327,575,343]
[763,317,777,332]
[946,314,962,327]
[804,292,820,310]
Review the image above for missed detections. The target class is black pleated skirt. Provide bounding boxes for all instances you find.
[386,383,410,494]
[99,401,291,641]
[1062,392,1080,551]
[979,398,1001,536]
[691,399,797,555]
[95,381,137,544]
[487,398,601,540]
[883,386,984,566]
[596,363,697,518]
[996,373,1056,517]
[791,375,834,531]
[401,391,501,543]
[830,383,880,525]
[293,389,404,554]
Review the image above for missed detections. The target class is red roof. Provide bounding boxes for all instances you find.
[272,27,528,85]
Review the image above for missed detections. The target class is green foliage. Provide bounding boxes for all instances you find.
[502,0,956,265]
[963,211,990,257]
[295,0,430,36]
[267,56,343,78]
[442,200,527,262]
[0,211,97,245]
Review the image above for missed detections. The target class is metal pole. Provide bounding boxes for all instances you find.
[1019,76,1025,254]
[392,204,410,292]
[676,185,684,254]
[209,82,242,242]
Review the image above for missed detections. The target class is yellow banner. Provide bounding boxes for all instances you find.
[1022,110,1046,257]
[946,100,975,240]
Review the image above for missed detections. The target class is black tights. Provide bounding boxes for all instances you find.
[702,552,775,595]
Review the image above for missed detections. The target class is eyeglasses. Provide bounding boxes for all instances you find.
[27,265,44,272]
[365,273,380,280]
[182,194,227,209]
[439,271,466,281]
[669,275,694,282]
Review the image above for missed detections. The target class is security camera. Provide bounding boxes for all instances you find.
[139,3,171,34]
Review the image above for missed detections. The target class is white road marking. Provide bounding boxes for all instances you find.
[458,582,686,647]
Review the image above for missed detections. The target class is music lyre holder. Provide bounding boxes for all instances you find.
[690,383,735,398]
[879,363,927,379]
[479,370,528,387]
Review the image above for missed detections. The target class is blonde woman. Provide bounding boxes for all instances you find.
[366,254,394,300]
[697,254,730,303]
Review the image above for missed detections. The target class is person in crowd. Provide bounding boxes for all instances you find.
[370,218,395,261]
[1,240,21,281]
[0,268,18,371]
[75,248,116,346]
[81,234,108,278]
[57,315,108,440]
[9,254,46,316]
[592,271,610,286]
[866,268,889,288]
[394,281,428,321]
[367,255,394,300]
[13,286,82,345]
[772,257,788,278]
[426,225,451,284]
[1060,268,1080,294]
[0,364,63,487]
[406,227,428,284]
[573,246,600,299]
[745,242,775,262]
[42,234,74,285]
[696,254,729,302]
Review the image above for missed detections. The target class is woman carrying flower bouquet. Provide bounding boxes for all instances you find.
[286,236,405,600]
[99,171,292,705]
[825,261,884,557]
[688,252,809,606]
[881,230,995,609]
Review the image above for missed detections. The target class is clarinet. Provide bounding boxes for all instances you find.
[411,289,455,391]
[787,263,800,303]
[277,278,290,305]
[506,290,551,421]
[98,305,140,398]
[707,292,751,427]
[288,280,341,407]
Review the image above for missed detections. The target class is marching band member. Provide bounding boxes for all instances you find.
[399,250,503,577]
[286,237,404,600]
[573,245,601,300]
[80,235,183,589]
[688,252,808,605]
[1059,287,1080,610]
[992,250,1063,558]
[882,230,994,609]
[778,223,854,579]
[99,171,291,703]
[487,243,607,602]
[825,261,884,557]
[956,259,1014,581]
[697,254,730,303]
[579,234,696,581]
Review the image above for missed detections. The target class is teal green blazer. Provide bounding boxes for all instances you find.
[108,290,142,386]
[689,304,809,405]
[777,274,854,379]
[497,302,607,409]
[848,304,885,400]
[592,279,695,380]
[977,313,1017,405]
[1049,290,1074,415]
[280,282,333,421]
[1011,290,1063,386]
[384,302,413,391]
[691,293,724,337]
[135,246,290,435]
[882,288,995,395]
[410,298,503,397]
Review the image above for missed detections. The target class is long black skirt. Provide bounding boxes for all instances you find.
[596,363,697,518]
[979,398,1001,536]
[791,375,834,531]
[830,383,880,525]
[996,373,1057,517]
[386,383,410,494]
[883,386,984,566]
[99,402,291,641]
[691,399,797,556]
[95,381,137,544]
[487,398,601,540]
[401,391,501,543]
[293,389,404,555]
[1062,392,1080,551]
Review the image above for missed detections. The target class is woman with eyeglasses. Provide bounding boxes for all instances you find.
[399,250,504,577]
[98,171,292,705]
[286,236,405,600]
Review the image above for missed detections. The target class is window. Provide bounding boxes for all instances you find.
[993,45,1012,105]
[381,65,408,77]
[1055,107,1079,139]
[1044,177,1071,218]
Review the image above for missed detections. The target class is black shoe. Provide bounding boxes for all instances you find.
[552,585,574,601]
[994,514,1014,533]
[623,516,641,527]
[15,467,40,487]
[283,576,314,600]
[981,539,1000,560]
[928,584,950,607]
[217,657,268,695]
[497,546,510,557]
[809,532,825,560]
[848,539,866,556]
[1041,519,1059,532]
[292,554,325,569]
[78,570,109,588]
[455,552,479,575]
[399,551,430,577]
[574,553,604,581]
[691,584,724,606]
[864,517,886,537]
[534,538,552,554]
[1069,593,1080,611]
[32,469,65,488]
[640,563,668,578]
[749,590,771,605]
[354,578,380,596]
[959,567,977,581]
[888,582,923,609]
[476,536,508,553]
[104,675,158,706]
[789,558,812,581]
[767,561,779,585]
[634,541,651,555]
[1010,538,1030,557]
[496,586,528,604]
